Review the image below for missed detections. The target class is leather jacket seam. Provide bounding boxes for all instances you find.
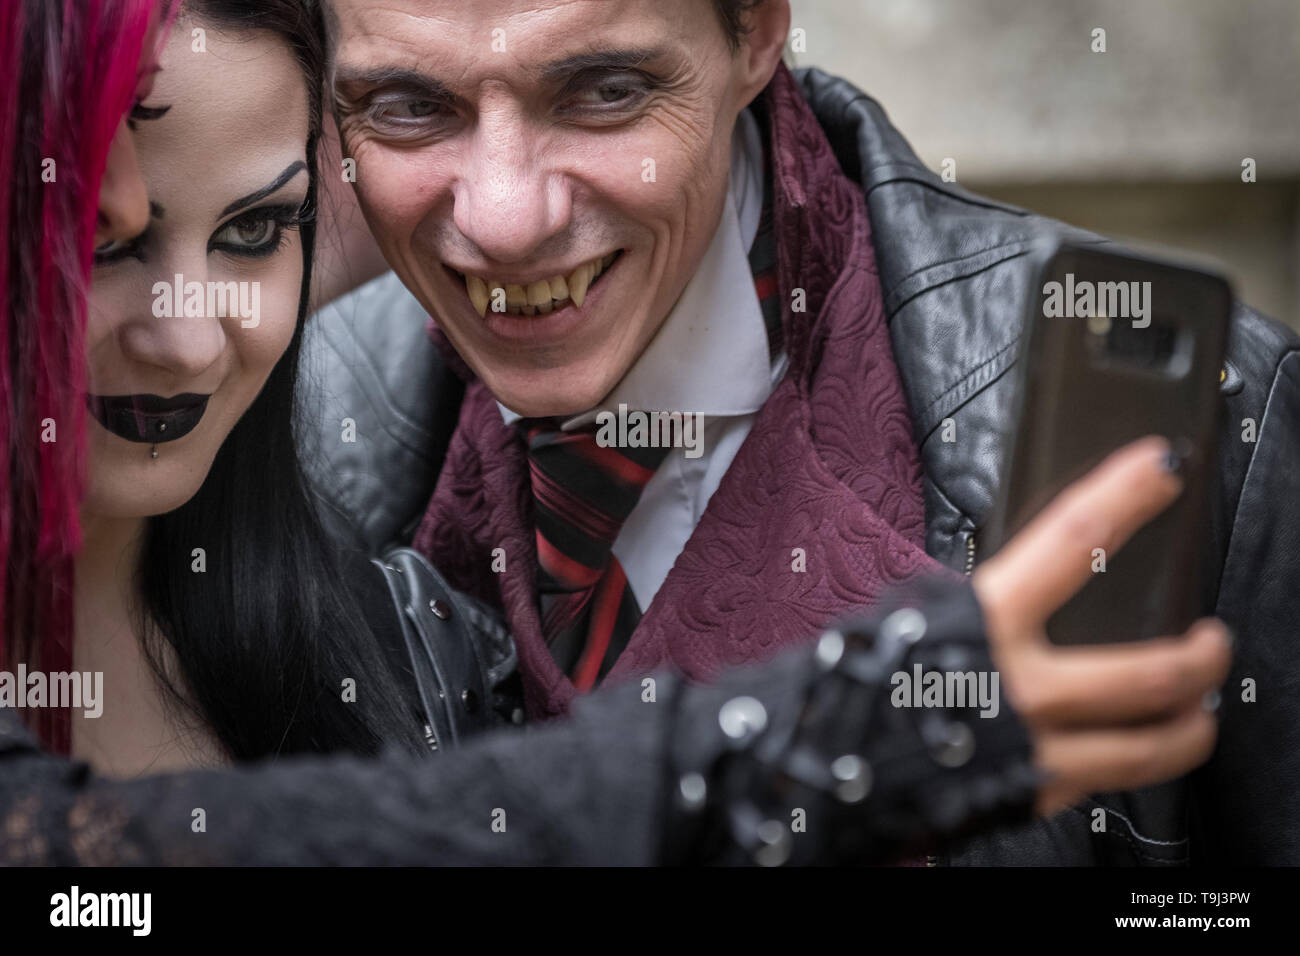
[921,476,976,537]
[888,236,1034,295]
[1080,801,1190,847]
[864,168,1031,219]
[1214,347,1300,602]
[916,334,1022,432]
[1065,804,1190,864]
[884,242,1040,325]
[819,78,1037,218]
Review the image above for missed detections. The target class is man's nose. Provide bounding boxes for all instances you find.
[452,113,570,264]
[95,117,149,247]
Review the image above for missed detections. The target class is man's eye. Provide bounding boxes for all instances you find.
[401,99,441,118]
[595,84,633,104]
[370,95,449,125]
[566,73,653,113]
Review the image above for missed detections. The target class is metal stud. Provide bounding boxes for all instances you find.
[815,629,845,669]
[753,819,792,867]
[678,772,707,810]
[830,754,873,804]
[429,598,451,620]
[880,607,927,645]
[929,721,976,768]
[718,696,767,742]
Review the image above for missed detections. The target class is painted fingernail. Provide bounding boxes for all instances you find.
[1162,437,1194,476]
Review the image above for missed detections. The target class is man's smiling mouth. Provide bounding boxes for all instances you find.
[451,251,622,317]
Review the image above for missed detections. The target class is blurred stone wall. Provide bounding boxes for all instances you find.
[788,0,1300,327]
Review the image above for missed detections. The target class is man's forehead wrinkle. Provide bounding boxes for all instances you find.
[334,2,461,38]
[334,0,671,53]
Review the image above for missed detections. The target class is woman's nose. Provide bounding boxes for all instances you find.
[94,117,149,247]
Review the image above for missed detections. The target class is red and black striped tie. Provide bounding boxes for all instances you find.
[523,422,671,691]
[523,132,781,691]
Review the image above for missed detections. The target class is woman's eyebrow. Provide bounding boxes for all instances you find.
[220,161,308,217]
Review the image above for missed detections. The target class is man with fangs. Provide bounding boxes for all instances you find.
[304,0,1300,865]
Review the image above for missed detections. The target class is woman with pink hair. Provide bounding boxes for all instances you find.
[1,0,164,754]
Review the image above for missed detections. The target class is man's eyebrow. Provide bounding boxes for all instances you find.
[219,161,308,218]
[333,66,454,100]
[539,46,669,81]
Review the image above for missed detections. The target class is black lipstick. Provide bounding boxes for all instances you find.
[86,393,209,443]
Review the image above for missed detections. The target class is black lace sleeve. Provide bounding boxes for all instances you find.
[0,575,1038,865]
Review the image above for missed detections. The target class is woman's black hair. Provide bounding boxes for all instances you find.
[137,0,424,759]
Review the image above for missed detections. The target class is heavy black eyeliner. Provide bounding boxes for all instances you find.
[209,204,307,259]
[126,101,171,131]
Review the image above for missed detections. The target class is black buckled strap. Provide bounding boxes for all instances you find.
[662,575,1040,866]
[371,548,523,753]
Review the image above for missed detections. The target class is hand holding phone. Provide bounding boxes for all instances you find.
[974,437,1231,815]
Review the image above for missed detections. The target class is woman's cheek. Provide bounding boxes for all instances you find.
[230,263,302,379]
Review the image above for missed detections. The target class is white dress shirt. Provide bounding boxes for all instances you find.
[499,108,787,611]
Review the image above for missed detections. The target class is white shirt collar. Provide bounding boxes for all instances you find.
[499,108,770,430]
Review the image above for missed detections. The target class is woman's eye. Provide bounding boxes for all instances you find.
[226,218,276,247]
[93,237,142,266]
[211,208,300,258]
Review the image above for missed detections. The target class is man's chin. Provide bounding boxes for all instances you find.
[482,366,620,421]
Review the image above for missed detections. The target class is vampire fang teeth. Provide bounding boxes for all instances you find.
[461,251,619,317]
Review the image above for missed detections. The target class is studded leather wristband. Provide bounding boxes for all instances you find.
[660,574,1041,866]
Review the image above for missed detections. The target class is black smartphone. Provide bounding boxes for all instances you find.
[981,238,1232,645]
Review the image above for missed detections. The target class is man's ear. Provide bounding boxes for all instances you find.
[734,0,792,106]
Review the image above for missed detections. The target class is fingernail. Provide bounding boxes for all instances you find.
[1162,437,1194,477]
[1202,689,1221,712]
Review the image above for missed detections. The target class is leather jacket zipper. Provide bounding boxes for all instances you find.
[930,530,977,869]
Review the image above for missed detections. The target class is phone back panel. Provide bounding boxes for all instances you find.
[983,241,1232,644]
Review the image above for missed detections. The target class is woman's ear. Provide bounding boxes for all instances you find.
[95,116,149,247]
[734,0,793,106]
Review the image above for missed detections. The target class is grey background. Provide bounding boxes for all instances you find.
[788,0,1300,328]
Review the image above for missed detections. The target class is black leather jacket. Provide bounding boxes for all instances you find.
[302,69,1300,865]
